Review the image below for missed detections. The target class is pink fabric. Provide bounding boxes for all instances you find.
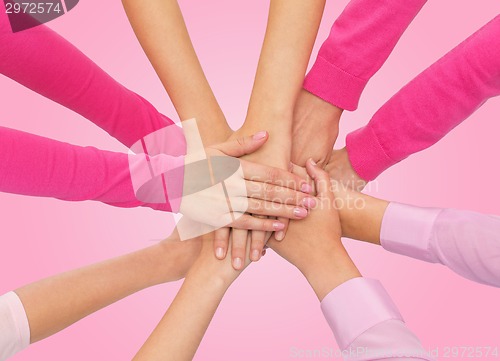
[321,278,432,360]
[381,203,500,288]
[0,5,186,211]
[346,15,500,181]
[0,292,30,361]
[304,0,426,111]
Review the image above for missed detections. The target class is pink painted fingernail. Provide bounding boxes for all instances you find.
[233,257,243,270]
[302,197,317,208]
[301,183,312,193]
[309,158,317,166]
[251,250,260,261]
[253,131,267,140]
[275,231,284,241]
[273,222,285,230]
[293,207,308,218]
[215,247,225,259]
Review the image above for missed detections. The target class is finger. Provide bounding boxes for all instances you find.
[230,229,248,270]
[214,131,268,157]
[213,227,230,260]
[245,181,316,207]
[241,162,313,193]
[245,199,309,219]
[250,226,267,262]
[274,217,289,241]
[306,158,333,198]
[231,214,286,232]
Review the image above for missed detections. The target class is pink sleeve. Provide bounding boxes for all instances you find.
[321,278,433,360]
[381,203,500,288]
[346,15,500,181]
[304,0,426,111]
[0,292,30,361]
[0,3,173,148]
[0,126,185,212]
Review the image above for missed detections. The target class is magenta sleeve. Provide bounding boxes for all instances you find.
[321,278,433,360]
[381,203,500,288]
[304,0,427,111]
[346,15,500,181]
[0,126,186,212]
[0,3,173,148]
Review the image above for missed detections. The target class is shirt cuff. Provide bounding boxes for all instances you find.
[303,56,368,111]
[381,202,443,263]
[0,292,30,360]
[320,278,403,350]
[345,125,396,181]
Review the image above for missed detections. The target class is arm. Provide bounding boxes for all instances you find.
[293,0,427,168]
[133,233,250,360]
[0,4,172,148]
[269,160,432,361]
[343,14,500,182]
[335,187,500,288]
[121,0,231,145]
[0,232,200,360]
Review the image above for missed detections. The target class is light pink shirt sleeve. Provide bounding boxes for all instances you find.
[346,15,500,181]
[321,278,433,361]
[0,292,30,361]
[304,0,427,111]
[381,203,500,287]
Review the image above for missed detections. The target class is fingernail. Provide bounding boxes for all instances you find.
[275,231,284,241]
[251,250,260,261]
[309,158,317,166]
[215,247,225,259]
[301,183,312,193]
[302,197,317,208]
[273,221,285,230]
[233,257,243,270]
[253,131,267,140]
[293,207,308,218]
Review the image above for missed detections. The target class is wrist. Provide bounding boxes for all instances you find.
[302,246,361,301]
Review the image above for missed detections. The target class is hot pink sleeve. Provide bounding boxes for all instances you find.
[346,15,500,181]
[304,0,427,111]
[321,278,433,360]
[381,203,500,288]
[0,126,185,212]
[0,3,174,148]
[0,292,30,361]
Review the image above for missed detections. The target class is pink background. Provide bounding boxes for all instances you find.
[1,0,500,359]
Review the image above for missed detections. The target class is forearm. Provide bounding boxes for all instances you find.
[16,238,196,343]
[134,257,233,360]
[244,0,325,140]
[122,0,231,145]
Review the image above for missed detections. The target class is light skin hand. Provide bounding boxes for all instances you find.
[291,89,343,168]
[15,230,201,344]
[221,0,326,265]
[133,233,251,361]
[325,147,367,192]
[268,159,361,301]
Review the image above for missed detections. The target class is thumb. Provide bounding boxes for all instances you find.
[305,158,332,198]
[215,131,268,157]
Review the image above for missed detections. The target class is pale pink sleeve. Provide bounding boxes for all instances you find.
[0,3,175,148]
[0,126,185,212]
[0,292,30,361]
[346,15,500,181]
[304,0,427,111]
[321,278,433,361]
[381,203,500,287]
